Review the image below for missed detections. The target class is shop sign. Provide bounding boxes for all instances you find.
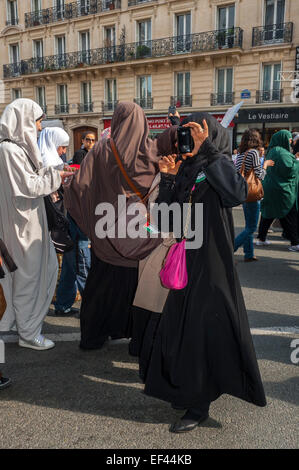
[235,108,299,124]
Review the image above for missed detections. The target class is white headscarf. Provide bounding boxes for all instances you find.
[0,98,44,170]
[38,127,70,170]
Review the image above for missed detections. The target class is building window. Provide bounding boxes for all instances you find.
[7,0,18,25]
[79,31,90,63]
[259,63,282,102]
[9,43,19,64]
[264,0,285,41]
[79,0,91,15]
[218,4,235,30]
[9,43,20,76]
[57,84,68,113]
[36,86,46,113]
[80,82,93,112]
[55,0,65,19]
[104,26,116,61]
[33,39,44,71]
[137,76,152,108]
[173,72,191,107]
[216,68,234,104]
[56,36,66,67]
[137,20,151,44]
[12,88,22,100]
[105,79,117,110]
[136,20,152,58]
[175,13,191,52]
[31,0,41,12]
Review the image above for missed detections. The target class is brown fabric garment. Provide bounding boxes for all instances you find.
[156,125,178,157]
[64,102,161,267]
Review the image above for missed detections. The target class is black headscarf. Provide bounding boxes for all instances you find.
[175,112,232,202]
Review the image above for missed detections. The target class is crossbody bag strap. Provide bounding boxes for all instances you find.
[110,138,145,202]
[240,150,250,174]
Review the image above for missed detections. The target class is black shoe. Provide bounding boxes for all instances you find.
[0,377,11,390]
[55,307,79,316]
[169,413,209,433]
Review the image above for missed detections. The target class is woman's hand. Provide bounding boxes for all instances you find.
[263,159,275,170]
[60,171,74,185]
[182,120,209,159]
[158,155,182,175]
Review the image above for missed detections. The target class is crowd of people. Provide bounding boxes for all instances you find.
[0,97,298,433]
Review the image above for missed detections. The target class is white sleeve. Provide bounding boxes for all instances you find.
[1,144,62,199]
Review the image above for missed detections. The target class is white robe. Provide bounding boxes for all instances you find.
[0,141,61,341]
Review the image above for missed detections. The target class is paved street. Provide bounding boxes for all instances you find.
[0,208,298,449]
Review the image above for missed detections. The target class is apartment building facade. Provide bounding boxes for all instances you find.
[1,0,299,153]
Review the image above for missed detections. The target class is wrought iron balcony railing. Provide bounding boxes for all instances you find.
[6,18,19,26]
[211,92,235,106]
[128,0,157,6]
[171,96,192,108]
[25,0,121,28]
[252,22,293,46]
[55,104,69,114]
[3,28,243,79]
[78,102,94,113]
[256,89,283,103]
[102,100,118,112]
[134,97,153,109]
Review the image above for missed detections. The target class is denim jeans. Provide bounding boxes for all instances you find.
[54,215,91,311]
[234,201,260,259]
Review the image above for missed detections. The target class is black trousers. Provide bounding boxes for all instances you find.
[258,204,299,246]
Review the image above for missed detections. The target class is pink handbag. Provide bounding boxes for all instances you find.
[160,190,193,290]
[159,239,188,290]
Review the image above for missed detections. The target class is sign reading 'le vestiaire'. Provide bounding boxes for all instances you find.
[235,107,299,123]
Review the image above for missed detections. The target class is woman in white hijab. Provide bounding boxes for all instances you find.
[0,99,71,350]
[38,127,70,170]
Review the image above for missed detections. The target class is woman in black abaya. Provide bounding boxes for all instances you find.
[142,113,267,433]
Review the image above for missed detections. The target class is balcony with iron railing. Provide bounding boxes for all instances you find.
[55,104,70,114]
[102,100,118,112]
[3,28,243,79]
[256,89,283,103]
[134,97,153,109]
[252,22,293,47]
[128,0,157,6]
[25,0,121,28]
[211,92,235,106]
[170,95,192,108]
[78,102,94,113]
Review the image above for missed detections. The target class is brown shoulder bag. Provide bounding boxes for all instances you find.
[240,151,264,203]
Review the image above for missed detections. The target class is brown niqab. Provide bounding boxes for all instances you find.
[64,102,161,267]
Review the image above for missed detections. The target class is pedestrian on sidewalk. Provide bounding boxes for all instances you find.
[141,113,266,434]
[256,130,299,252]
[54,214,91,316]
[234,129,274,261]
[0,99,72,350]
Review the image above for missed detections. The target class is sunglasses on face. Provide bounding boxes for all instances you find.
[85,138,95,142]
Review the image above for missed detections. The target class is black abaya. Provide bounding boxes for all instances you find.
[142,134,267,409]
[80,252,138,349]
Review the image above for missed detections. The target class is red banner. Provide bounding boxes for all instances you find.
[104,113,234,130]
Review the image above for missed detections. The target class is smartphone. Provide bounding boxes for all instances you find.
[177,126,194,154]
[168,106,176,116]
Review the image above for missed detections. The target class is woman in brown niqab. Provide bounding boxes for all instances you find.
[64,102,161,349]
